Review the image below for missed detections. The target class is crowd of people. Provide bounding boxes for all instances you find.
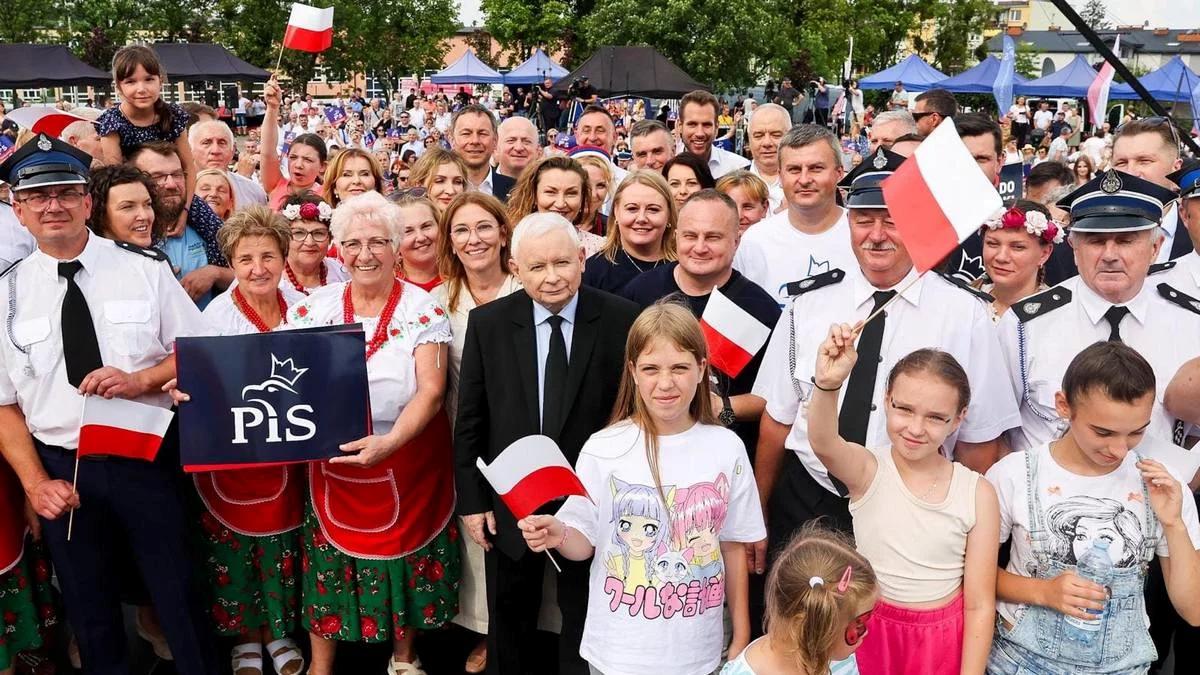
[2,43,1200,675]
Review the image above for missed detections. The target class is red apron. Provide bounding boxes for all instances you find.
[0,461,28,575]
[194,464,304,537]
[310,412,455,559]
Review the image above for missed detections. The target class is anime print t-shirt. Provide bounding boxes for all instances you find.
[557,421,766,675]
[986,442,1200,626]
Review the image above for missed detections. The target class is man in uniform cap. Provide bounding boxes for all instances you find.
[999,168,1200,453]
[0,134,217,675]
[1164,159,1200,297]
[750,146,1019,572]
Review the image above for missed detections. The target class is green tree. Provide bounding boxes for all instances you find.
[481,0,572,67]
[922,0,995,73]
[1015,42,1041,79]
[146,0,218,42]
[1080,0,1111,30]
[63,0,141,68]
[579,0,796,91]
[0,0,53,45]
[320,0,457,84]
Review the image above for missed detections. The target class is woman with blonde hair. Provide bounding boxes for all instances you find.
[582,171,677,293]
[432,192,522,673]
[506,155,605,256]
[323,147,385,207]
[574,154,611,237]
[391,190,444,291]
[408,147,468,214]
[715,170,770,233]
[195,168,238,220]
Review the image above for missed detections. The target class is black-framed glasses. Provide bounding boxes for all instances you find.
[290,228,331,243]
[17,189,86,211]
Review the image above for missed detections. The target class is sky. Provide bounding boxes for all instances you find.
[455,1,1200,30]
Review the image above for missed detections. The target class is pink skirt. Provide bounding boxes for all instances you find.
[855,592,963,675]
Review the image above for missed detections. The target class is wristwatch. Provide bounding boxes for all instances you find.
[719,393,736,427]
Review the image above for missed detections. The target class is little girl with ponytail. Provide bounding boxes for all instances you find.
[722,524,879,675]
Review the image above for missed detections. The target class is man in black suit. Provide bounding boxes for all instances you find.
[449,103,517,202]
[454,212,640,675]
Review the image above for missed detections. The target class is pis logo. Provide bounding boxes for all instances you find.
[231,354,317,444]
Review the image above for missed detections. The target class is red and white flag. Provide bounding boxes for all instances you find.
[700,287,770,378]
[476,435,589,520]
[1087,35,1120,129]
[880,118,1003,273]
[79,397,174,462]
[283,3,334,53]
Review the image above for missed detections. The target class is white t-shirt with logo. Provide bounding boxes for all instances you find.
[985,442,1200,626]
[556,421,767,675]
[732,208,855,306]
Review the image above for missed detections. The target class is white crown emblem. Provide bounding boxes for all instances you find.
[241,354,308,398]
[36,135,51,151]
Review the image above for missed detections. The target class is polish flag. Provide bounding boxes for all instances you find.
[78,397,174,462]
[880,118,1003,273]
[476,435,589,520]
[283,3,334,53]
[700,287,770,378]
[1087,35,1120,129]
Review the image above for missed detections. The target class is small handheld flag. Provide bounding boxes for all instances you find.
[476,435,589,521]
[700,288,770,378]
[79,396,174,462]
[880,118,1003,273]
[283,3,334,53]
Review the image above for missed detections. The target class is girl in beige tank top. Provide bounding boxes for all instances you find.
[806,325,1001,675]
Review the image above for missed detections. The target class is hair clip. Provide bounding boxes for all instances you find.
[837,565,853,593]
[809,576,825,588]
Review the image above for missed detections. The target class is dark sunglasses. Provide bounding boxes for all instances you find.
[910,111,943,122]
[845,609,874,646]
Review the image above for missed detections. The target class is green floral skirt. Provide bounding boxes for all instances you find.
[197,511,301,639]
[301,508,461,643]
[0,541,57,671]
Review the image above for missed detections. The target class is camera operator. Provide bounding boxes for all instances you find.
[536,77,562,133]
[569,75,598,106]
[812,76,830,127]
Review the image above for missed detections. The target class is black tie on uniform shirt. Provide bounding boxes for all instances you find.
[58,261,103,388]
[1103,305,1130,343]
[833,290,896,496]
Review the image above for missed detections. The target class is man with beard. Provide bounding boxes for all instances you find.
[129,142,231,308]
[678,90,750,178]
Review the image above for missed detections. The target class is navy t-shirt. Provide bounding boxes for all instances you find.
[622,263,781,457]
[582,250,666,295]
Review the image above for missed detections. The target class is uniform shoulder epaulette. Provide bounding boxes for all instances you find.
[1157,283,1200,316]
[114,240,168,262]
[937,271,994,303]
[785,269,845,297]
[0,259,22,279]
[1011,286,1072,323]
[1149,260,1177,275]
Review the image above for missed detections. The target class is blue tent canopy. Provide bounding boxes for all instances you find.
[933,56,1028,94]
[1109,56,1200,102]
[1014,55,1098,97]
[430,50,504,84]
[503,49,569,85]
[859,54,948,91]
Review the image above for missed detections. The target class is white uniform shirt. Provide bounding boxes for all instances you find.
[1157,204,1180,264]
[748,162,784,213]
[998,274,1200,453]
[706,145,751,179]
[228,171,268,208]
[1165,251,1200,297]
[0,233,206,448]
[753,267,1021,493]
[0,203,35,270]
[732,208,855,307]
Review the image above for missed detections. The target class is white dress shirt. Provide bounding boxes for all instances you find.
[0,203,35,270]
[0,232,206,448]
[1165,250,1200,297]
[532,293,578,427]
[705,145,751,179]
[228,171,268,208]
[1158,204,1179,264]
[753,266,1020,493]
[998,274,1200,453]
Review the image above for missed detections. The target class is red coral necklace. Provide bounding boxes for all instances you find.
[233,287,288,333]
[342,280,403,360]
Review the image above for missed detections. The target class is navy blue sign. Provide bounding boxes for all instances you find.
[176,325,370,472]
[999,162,1024,205]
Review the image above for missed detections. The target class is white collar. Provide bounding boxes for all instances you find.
[851,265,923,310]
[531,291,579,326]
[1075,276,1151,326]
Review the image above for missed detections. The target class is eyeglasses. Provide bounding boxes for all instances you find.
[290,228,331,243]
[17,189,86,211]
[910,111,941,122]
[845,609,874,646]
[340,238,393,256]
[149,170,186,185]
[450,222,499,241]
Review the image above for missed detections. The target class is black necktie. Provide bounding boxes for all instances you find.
[542,315,568,437]
[58,261,103,388]
[834,290,896,496]
[1103,305,1130,343]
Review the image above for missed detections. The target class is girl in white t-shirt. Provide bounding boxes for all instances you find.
[808,325,1000,675]
[721,524,879,675]
[519,302,767,675]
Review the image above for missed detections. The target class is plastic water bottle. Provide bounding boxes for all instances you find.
[1062,538,1113,648]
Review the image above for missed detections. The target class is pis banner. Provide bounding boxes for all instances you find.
[176,325,371,472]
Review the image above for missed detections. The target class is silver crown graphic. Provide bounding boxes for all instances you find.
[242,354,308,398]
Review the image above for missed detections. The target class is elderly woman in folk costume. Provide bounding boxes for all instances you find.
[287,190,459,675]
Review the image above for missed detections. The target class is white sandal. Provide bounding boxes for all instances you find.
[231,643,263,675]
[387,656,427,675]
[266,638,306,675]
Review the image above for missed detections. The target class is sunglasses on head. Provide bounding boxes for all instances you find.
[1118,115,1182,149]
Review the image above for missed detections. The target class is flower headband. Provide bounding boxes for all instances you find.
[282,201,333,223]
[983,206,1064,244]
